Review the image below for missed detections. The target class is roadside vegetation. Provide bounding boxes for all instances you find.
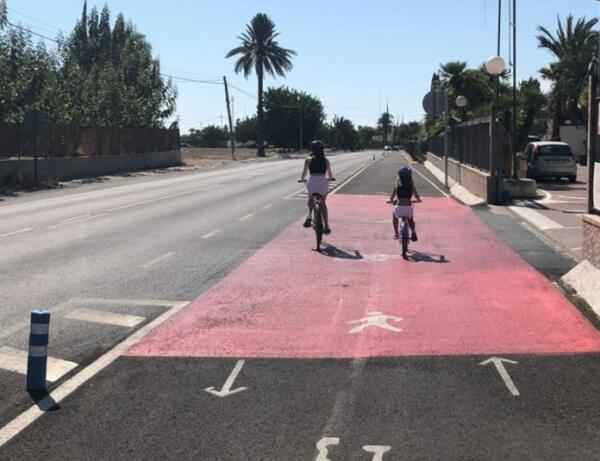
[0,0,175,128]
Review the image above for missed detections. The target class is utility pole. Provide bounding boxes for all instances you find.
[298,106,303,152]
[511,0,518,179]
[223,76,236,161]
[588,73,598,213]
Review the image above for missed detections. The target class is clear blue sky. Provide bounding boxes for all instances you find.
[7,0,599,133]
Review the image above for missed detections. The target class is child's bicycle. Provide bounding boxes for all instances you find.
[388,199,421,259]
[298,178,335,251]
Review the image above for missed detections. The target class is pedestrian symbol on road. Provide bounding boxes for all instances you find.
[347,312,403,334]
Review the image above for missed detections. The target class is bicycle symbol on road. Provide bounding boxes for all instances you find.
[347,312,403,334]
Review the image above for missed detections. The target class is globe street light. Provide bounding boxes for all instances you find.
[486,55,506,204]
[455,95,468,108]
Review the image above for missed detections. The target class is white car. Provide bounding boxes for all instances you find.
[524,141,577,182]
[383,145,392,151]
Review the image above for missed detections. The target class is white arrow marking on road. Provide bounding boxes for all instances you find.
[479,356,520,396]
[363,445,392,460]
[204,360,247,398]
[315,437,340,461]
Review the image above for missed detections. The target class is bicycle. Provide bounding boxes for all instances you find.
[298,178,335,251]
[388,199,420,259]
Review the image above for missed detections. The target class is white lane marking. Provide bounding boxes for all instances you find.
[571,247,583,251]
[49,213,108,228]
[0,300,189,447]
[69,298,181,307]
[238,213,254,221]
[0,228,33,238]
[480,356,520,396]
[106,186,207,212]
[64,308,145,328]
[330,155,381,195]
[315,437,340,461]
[0,347,78,382]
[562,209,586,213]
[261,203,273,210]
[554,195,586,201]
[141,252,175,269]
[202,229,221,239]
[204,360,247,397]
[59,214,91,223]
[0,301,74,341]
[411,165,450,197]
[347,312,403,333]
[508,206,563,230]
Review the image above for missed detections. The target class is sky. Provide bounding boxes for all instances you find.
[6,0,600,133]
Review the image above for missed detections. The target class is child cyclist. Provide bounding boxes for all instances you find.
[387,166,422,240]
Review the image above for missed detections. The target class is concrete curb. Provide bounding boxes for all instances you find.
[561,260,600,320]
[423,160,486,206]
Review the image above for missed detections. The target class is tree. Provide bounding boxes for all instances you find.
[357,125,376,148]
[330,116,357,150]
[517,78,547,149]
[537,15,599,137]
[226,13,296,157]
[263,86,325,149]
[377,112,393,146]
[235,116,257,144]
[187,125,228,147]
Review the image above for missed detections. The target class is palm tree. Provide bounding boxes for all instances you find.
[439,61,467,96]
[377,112,393,146]
[226,13,296,157]
[537,15,598,137]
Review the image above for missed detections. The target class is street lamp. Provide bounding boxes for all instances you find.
[456,96,468,163]
[486,55,506,204]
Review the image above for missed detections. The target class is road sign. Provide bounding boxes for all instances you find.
[422,91,445,116]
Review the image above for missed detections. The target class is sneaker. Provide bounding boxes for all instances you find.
[411,233,418,242]
[303,217,312,228]
[324,228,331,235]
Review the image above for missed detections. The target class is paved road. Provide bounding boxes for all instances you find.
[1,153,599,460]
[509,165,588,259]
[0,150,379,426]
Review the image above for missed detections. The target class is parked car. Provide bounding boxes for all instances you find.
[392,145,400,151]
[527,135,541,143]
[523,141,577,182]
[384,145,392,151]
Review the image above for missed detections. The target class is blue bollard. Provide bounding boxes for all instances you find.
[26,310,51,391]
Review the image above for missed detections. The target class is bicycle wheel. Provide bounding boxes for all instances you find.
[400,218,409,258]
[313,204,324,251]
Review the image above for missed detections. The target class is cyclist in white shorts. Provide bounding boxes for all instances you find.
[387,166,422,240]
[299,140,334,234]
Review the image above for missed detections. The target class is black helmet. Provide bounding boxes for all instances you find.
[310,140,324,155]
[398,166,412,179]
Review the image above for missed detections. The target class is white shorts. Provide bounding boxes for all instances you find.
[393,205,414,219]
[306,175,329,196]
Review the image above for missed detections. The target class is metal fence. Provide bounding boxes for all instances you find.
[0,123,180,159]
[428,117,491,172]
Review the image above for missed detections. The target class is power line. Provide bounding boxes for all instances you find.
[6,20,60,44]
[7,7,65,33]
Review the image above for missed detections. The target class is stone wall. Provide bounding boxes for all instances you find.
[583,214,600,269]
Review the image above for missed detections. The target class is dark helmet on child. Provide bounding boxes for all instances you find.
[310,140,324,155]
[398,166,412,180]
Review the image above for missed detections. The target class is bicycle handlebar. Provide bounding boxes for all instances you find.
[297,178,336,183]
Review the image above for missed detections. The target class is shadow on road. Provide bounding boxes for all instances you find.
[320,244,363,260]
[28,390,60,412]
[408,251,448,263]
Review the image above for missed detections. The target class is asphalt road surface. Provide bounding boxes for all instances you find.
[509,164,588,259]
[0,150,379,426]
[1,152,599,460]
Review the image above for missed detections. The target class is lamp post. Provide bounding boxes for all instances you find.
[485,55,506,205]
[456,96,468,163]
